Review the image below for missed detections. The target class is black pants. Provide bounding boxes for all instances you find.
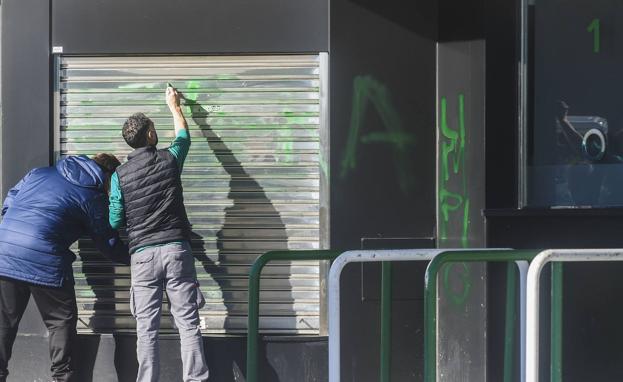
[0,277,77,382]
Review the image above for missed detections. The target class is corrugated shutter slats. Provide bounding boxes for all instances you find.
[58,55,323,334]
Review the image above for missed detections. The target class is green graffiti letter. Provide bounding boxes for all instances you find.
[439,95,469,247]
[340,76,416,194]
[587,18,601,54]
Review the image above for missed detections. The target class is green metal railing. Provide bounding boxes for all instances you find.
[246,250,341,382]
[551,263,563,382]
[380,262,392,382]
[327,249,441,382]
[423,249,540,382]
[503,262,518,382]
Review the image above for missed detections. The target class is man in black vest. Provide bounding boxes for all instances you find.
[109,86,209,382]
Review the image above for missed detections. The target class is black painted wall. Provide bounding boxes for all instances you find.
[1,0,51,193]
[330,0,436,251]
[52,0,328,54]
[330,0,437,380]
[482,0,623,380]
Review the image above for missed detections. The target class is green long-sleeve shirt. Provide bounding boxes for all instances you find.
[109,129,190,244]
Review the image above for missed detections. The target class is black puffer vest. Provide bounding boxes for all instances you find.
[116,146,190,254]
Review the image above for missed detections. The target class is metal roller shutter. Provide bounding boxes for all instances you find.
[55,55,328,334]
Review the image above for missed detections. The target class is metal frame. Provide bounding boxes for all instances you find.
[518,0,530,207]
[424,249,540,382]
[0,2,2,199]
[52,55,61,164]
[526,249,623,382]
[318,51,331,335]
[517,261,529,382]
[56,54,328,335]
[246,250,342,382]
[501,260,529,382]
[435,42,441,234]
[327,249,443,382]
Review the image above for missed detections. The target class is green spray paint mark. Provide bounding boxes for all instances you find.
[439,94,469,248]
[319,150,330,180]
[214,74,239,80]
[587,18,601,54]
[280,112,296,157]
[340,76,416,194]
[184,81,201,102]
[118,83,160,90]
[181,81,203,118]
[439,94,472,306]
[442,262,472,306]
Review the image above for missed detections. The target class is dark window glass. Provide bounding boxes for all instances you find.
[527,0,623,207]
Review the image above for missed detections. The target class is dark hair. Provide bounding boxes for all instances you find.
[91,153,121,175]
[122,112,153,148]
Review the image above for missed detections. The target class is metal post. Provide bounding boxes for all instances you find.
[517,261,529,382]
[501,260,529,382]
[246,250,341,382]
[328,249,443,382]
[503,262,518,382]
[526,249,623,382]
[380,262,392,382]
[551,263,563,382]
[424,250,539,382]
[246,254,267,382]
[318,52,331,336]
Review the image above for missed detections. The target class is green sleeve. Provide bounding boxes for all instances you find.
[167,129,191,171]
[108,172,125,229]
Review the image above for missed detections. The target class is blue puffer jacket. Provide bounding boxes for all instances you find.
[0,156,129,287]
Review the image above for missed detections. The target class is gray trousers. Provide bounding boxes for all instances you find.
[130,241,209,382]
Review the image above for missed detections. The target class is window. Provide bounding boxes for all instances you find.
[522,0,623,207]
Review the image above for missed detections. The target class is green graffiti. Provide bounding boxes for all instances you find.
[280,112,295,156]
[587,18,601,54]
[340,75,416,194]
[118,83,160,91]
[442,262,472,306]
[183,81,201,102]
[319,150,330,180]
[214,74,239,80]
[439,94,470,248]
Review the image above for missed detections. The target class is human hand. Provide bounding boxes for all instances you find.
[166,85,182,113]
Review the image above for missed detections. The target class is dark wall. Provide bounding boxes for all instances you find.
[52,0,328,54]
[483,0,623,380]
[485,0,520,210]
[438,0,484,42]
[481,0,520,378]
[330,0,437,380]
[330,0,436,250]
[1,0,51,192]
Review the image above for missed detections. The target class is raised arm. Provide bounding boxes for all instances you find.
[166,85,191,171]
[167,85,189,137]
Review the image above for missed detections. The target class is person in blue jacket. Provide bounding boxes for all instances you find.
[0,153,130,382]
